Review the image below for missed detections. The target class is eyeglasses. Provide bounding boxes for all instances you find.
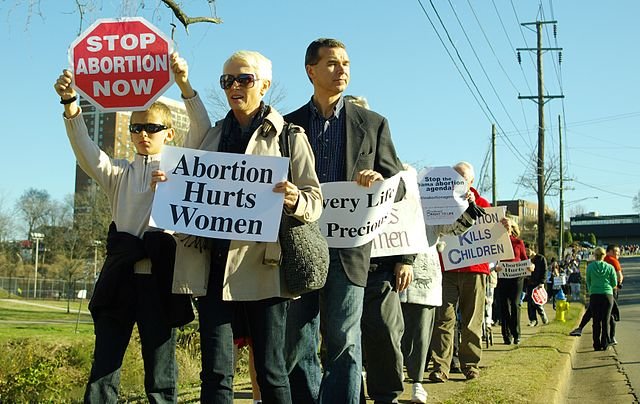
[129,123,168,134]
[220,73,258,90]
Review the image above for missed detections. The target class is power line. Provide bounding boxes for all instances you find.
[491,0,533,95]
[572,180,634,199]
[418,0,532,169]
[446,0,533,151]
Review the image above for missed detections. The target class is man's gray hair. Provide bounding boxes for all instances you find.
[453,161,475,183]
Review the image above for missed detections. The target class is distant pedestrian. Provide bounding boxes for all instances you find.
[524,243,549,327]
[495,218,528,345]
[586,247,617,351]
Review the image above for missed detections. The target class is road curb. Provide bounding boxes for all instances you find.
[548,305,585,403]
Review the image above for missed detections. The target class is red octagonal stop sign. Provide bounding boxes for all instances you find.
[69,17,174,112]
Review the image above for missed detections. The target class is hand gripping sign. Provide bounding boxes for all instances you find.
[531,285,548,305]
[69,17,174,111]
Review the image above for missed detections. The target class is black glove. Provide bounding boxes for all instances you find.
[465,200,486,220]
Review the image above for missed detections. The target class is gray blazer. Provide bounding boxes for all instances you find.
[285,99,405,287]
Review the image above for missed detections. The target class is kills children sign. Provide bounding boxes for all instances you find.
[440,206,515,270]
[69,17,173,111]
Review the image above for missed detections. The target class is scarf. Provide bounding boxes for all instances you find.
[219,101,270,154]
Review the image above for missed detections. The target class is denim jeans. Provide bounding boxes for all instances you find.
[197,287,291,404]
[84,275,178,404]
[284,290,322,403]
[318,250,365,404]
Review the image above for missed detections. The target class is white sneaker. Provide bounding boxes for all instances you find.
[411,382,427,403]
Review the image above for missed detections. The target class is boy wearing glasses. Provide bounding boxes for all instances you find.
[54,69,193,403]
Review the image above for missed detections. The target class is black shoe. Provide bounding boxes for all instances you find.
[514,338,521,345]
[429,371,448,383]
[503,337,512,345]
[450,366,462,374]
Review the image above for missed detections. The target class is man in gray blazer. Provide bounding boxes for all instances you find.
[284,38,405,404]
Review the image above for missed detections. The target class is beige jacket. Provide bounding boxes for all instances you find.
[172,93,322,301]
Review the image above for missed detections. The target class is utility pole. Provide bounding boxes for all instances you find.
[492,124,497,206]
[517,20,564,256]
[558,114,564,259]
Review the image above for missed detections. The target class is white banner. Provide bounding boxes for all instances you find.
[498,259,532,279]
[150,146,288,242]
[418,166,468,225]
[440,206,514,270]
[319,174,401,248]
[553,275,567,287]
[371,169,428,257]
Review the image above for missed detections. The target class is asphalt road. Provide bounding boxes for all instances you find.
[614,256,640,399]
[566,256,640,403]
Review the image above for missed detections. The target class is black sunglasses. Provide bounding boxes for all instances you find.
[220,73,258,90]
[129,123,168,134]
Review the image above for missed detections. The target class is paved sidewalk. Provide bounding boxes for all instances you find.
[566,321,637,403]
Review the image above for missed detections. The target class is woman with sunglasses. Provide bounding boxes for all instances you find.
[157,51,322,404]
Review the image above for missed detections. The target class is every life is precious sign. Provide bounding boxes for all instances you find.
[69,17,174,111]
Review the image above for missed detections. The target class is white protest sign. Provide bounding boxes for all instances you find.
[150,146,288,242]
[441,206,514,270]
[371,168,428,257]
[553,275,567,287]
[498,259,532,279]
[319,174,401,248]
[418,166,468,225]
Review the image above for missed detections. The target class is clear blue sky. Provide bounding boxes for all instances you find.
[1,1,639,231]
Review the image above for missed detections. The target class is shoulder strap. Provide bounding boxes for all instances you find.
[279,122,293,180]
[278,122,292,158]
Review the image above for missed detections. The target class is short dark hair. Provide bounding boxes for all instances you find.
[606,244,620,253]
[305,38,346,66]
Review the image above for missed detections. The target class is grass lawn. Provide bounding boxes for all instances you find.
[0,299,94,342]
[442,302,583,403]
[0,297,242,402]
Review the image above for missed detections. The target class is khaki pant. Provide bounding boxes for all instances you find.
[430,272,486,376]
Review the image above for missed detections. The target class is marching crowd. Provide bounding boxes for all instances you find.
[54,37,625,404]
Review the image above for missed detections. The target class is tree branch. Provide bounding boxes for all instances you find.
[160,0,222,32]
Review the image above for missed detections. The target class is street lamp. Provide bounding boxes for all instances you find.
[92,240,102,280]
[30,232,44,299]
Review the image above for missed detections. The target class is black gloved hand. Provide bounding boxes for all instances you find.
[465,200,486,220]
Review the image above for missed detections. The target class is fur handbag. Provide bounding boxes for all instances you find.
[278,123,329,295]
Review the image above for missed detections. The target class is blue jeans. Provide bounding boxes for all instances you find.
[197,289,291,404]
[285,250,365,404]
[285,290,321,403]
[84,275,177,404]
[319,251,365,404]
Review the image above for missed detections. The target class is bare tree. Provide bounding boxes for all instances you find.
[205,81,289,121]
[5,0,222,34]
[16,188,53,238]
[633,190,640,213]
[0,193,14,242]
[515,152,562,197]
[569,204,586,218]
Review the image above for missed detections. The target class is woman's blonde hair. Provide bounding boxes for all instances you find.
[224,50,272,81]
[506,217,520,238]
[594,247,606,260]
